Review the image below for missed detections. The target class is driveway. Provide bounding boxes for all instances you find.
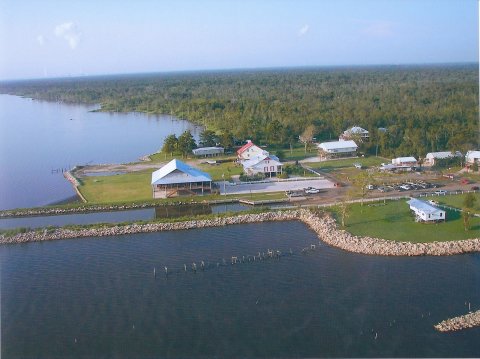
[218,178,335,195]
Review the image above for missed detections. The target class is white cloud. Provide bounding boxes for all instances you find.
[37,35,45,46]
[362,21,394,38]
[55,22,82,49]
[298,24,310,36]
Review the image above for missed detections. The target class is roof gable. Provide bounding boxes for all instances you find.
[151,159,211,185]
[237,141,256,155]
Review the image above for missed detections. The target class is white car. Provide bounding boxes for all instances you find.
[305,188,320,194]
[434,190,447,195]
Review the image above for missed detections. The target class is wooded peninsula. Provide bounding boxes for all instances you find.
[0,64,478,157]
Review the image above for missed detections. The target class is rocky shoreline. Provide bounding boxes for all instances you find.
[434,310,480,332]
[2,209,480,258]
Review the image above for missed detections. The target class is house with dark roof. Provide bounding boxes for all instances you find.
[151,159,212,198]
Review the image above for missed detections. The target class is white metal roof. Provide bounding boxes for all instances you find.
[407,199,444,215]
[344,126,369,135]
[318,140,358,151]
[151,159,212,185]
[242,154,281,169]
[393,156,417,162]
[426,151,462,159]
[192,147,224,155]
[466,151,480,160]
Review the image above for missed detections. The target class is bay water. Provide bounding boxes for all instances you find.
[1,221,479,358]
[0,94,201,210]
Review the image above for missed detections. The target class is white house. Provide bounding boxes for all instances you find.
[424,151,462,166]
[317,140,358,158]
[192,146,224,157]
[241,154,283,177]
[339,126,369,141]
[151,159,212,198]
[465,151,480,166]
[392,156,418,168]
[237,140,268,161]
[407,198,446,223]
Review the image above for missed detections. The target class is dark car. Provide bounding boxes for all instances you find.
[472,186,479,191]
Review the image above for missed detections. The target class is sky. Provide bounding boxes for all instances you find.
[0,0,478,80]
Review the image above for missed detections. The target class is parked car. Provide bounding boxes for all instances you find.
[366,184,375,190]
[472,186,479,191]
[434,190,447,195]
[353,163,362,169]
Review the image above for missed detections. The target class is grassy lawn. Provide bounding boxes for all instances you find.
[78,169,287,204]
[333,199,480,242]
[79,170,153,203]
[310,157,387,172]
[267,144,317,161]
[196,161,243,181]
[425,193,480,214]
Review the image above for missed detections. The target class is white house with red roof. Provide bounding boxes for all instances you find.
[237,140,268,161]
[242,154,283,176]
[237,140,283,177]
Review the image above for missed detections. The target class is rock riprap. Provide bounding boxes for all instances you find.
[434,310,480,332]
[2,209,480,257]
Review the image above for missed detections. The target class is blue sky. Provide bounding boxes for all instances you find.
[0,0,478,80]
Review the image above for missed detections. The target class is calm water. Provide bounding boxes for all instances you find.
[0,95,201,210]
[1,221,479,358]
[0,203,250,230]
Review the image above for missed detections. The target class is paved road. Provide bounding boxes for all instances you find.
[218,178,335,195]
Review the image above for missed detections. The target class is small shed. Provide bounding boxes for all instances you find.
[151,159,212,198]
[407,198,446,223]
[192,146,224,157]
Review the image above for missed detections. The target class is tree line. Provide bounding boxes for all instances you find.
[0,64,477,157]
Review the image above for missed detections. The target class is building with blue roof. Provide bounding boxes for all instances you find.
[151,159,212,198]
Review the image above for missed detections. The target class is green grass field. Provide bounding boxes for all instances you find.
[196,161,243,181]
[425,193,480,213]
[78,170,154,203]
[334,199,480,242]
[310,157,387,172]
[78,168,287,204]
[267,144,317,161]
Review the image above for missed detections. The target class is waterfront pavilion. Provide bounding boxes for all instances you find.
[151,159,212,198]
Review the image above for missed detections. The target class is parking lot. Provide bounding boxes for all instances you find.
[218,178,335,195]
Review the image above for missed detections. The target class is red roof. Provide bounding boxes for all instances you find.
[237,141,255,155]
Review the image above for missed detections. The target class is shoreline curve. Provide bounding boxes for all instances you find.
[1,209,480,256]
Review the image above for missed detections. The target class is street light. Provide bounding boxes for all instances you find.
[222,173,226,196]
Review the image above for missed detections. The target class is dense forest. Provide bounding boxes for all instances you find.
[0,64,478,157]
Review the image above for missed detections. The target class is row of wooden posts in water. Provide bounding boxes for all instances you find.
[153,244,319,277]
